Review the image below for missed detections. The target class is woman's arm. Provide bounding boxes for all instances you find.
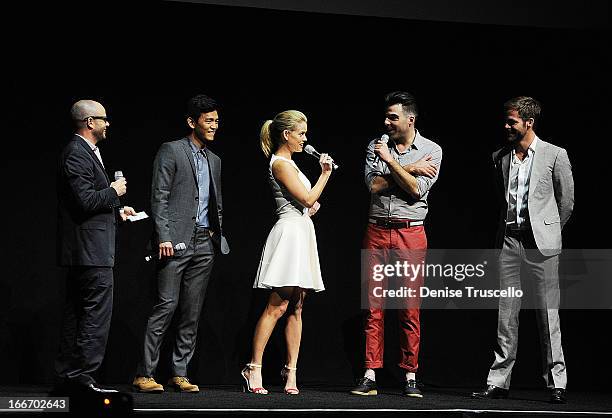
[272,156,332,208]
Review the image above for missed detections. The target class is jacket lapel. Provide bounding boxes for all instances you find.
[203,147,218,198]
[203,147,223,233]
[501,150,510,202]
[528,138,546,201]
[180,138,198,184]
[74,136,110,184]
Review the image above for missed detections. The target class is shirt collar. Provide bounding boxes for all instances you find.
[188,138,206,155]
[512,135,538,159]
[412,130,424,150]
[529,135,539,153]
[392,129,422,154]
[76,134,97,151]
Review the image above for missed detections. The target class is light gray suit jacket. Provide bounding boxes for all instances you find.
[151,137,229,255]
[492,138,574,256]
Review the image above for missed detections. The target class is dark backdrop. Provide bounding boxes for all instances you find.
[3,1,610,390]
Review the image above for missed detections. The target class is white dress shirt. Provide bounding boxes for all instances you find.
[76,134,105,168]
[506,136,538,230]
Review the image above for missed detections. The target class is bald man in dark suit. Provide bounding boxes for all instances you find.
[55,100,136,394]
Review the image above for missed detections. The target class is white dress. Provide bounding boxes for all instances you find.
[253,155,325,292]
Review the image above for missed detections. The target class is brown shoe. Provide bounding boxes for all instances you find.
[168,376,199,393]
[132,376,164,393]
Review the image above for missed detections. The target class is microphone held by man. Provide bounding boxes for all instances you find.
[112,170,127,196]
[145,242,187,262]
[372,134,389,168]
[111,170,136,220]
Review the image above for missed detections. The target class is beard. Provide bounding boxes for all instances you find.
[387,129,401,141]
[93,128,106,142]
[506,130,522,143]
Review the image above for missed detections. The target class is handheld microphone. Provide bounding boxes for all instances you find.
[303,145,339,170]
[144,242,186,262]
[372,134,389,168]
[115,170,126,209]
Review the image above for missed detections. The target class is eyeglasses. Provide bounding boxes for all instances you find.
[83,116,110,122]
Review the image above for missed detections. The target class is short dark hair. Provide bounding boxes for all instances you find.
[384,91,418,117]
[504,96,541,124]
[187,94,218,122]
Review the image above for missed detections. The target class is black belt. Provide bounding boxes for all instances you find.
[369,217,424,229]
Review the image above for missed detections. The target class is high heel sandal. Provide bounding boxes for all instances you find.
[240,363,268,395]
[281,365,299,395]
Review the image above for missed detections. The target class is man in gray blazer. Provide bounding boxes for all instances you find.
[134,94,229,393]
[473,96,574,404]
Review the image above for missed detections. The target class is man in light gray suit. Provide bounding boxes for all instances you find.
[133,94,229,393]
[473,96,574,404]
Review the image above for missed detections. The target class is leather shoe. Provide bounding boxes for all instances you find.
[472,385,509,399]
[550,388,567,404]
[85,383,119,393]
[133,376,164,393]
[50,380,117,395]
[168,376,199,393]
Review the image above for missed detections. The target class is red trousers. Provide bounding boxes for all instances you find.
[362,223,427,372]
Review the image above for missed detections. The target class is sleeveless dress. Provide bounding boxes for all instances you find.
[253,155,325,292]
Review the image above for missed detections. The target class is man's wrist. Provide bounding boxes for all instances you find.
[386,158,402,171]
[403,163,414,174]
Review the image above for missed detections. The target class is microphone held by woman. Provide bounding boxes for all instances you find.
[304,144,339,170]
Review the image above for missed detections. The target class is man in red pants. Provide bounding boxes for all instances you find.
[351,91,442,398]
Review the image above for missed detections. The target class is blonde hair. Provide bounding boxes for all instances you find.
[260,110,307,158]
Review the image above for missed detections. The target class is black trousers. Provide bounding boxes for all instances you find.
[55,266,113,386]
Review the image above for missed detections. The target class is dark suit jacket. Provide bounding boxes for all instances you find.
[151,137,229,254]
[492,138,574,256]
[57,135,122,267]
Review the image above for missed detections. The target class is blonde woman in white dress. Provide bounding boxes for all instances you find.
[241,110,334,395]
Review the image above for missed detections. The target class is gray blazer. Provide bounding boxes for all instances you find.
[151,137,229,255]
[492,138,574,256]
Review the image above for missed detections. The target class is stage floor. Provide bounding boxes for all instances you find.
[1,384,610,416]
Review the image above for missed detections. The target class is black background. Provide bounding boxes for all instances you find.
[2,1,610,390]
